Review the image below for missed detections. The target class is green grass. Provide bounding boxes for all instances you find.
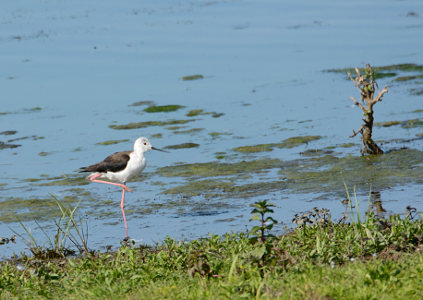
[2,205,423,299]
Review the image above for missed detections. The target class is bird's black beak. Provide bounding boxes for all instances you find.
[152,146,169,153]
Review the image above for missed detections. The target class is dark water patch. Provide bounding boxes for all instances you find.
[7,135,44,142]
[215,152,227,159]
[151,133,163,138]
[157,158,287,178]
[233,135,322,153]
[109,119,195,130]
[233,143,274,153]
[173,128,204,135]
[327,63,423,77]
[410,88,423,96]
[375,118,423,129]
[96,139,130,146]
[144,105,184,113]
[0,130,17,135]
[38,152,49,156]
[38,175,89,187]
[166,126,186,130]
[163,179,233,197]
[10,30,49,41]
[0,195,80,223]
[0,141,20,150]
[340,143,357,148]
[375,121,403,127]
[164,143,200,150]
[186,109,204,117]
[209,132,232,139]
[326,63,423,94]
[300,149,334,157]
[181,74,204,81]
[186,109,224,118]
[157,148,423,200]
[129,101,155,107]
[177,210,227,217]
[393,74,423,82]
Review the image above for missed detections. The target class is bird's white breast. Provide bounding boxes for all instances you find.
[104,152,146,183]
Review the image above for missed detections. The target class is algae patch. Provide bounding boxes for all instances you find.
[157,158,286,178]
[96,139,130,146]
[181,74,204,81]
[326,63,423,95]
[234,135,322,153]
[0,195,81,223]
[109,119,195,130]
[129,100,155,107]
[164,143,199,150]
[144,105,184,113]
[0,142,20,150]
[157,148,423,200]
[375,119,423,129]
[173,128,204,135]
[186,109,224,118]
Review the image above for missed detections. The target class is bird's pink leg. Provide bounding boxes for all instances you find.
[120,187,129,239]
[88,173,132,192]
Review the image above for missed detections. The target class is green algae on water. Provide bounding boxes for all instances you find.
[157,148,423,200]
[109,119,195,130]
[96,139,130,146]
[375,119,423,128]
[157,158,286,178]
[186,109,224,118]
[164,143,199,150]
[181,74,204,81]
[0,130,17,135]
[173,128,204,135]
[144,105,184,113]
[129,100,155,107]
[233,135,322,153]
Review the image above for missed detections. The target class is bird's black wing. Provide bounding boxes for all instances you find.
[80,151,131,173]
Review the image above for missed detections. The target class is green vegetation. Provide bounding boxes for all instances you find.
[129,100,155,107]
[327,63,423,95]
[164,143,200,150]
[233,136,322,153]
[173,128,204,134]
[109,120,195,130]
[1,199,423,299]
[144,105,185,113]
[156,148,423,199]
[375,119,423,129]
[181,74,204,81]
[186,109,224,118]
[95,139,129,146]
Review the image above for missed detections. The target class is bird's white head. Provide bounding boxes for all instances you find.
[134,137,168,154]
[134,137,152,153]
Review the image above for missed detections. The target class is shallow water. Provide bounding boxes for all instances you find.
[1,0,423,258]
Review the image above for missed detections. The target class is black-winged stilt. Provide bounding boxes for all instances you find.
[80,137,167,240]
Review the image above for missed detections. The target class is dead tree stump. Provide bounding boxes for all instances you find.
[348,64,388,155]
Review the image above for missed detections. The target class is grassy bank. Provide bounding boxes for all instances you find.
[1,204,423,299]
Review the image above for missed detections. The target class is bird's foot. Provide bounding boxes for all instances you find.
[121,236,135,246]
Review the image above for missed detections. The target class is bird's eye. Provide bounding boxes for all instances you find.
[143,142,147,145]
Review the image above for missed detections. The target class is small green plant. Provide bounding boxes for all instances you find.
[249,200,277,244]
[249,200,278,270]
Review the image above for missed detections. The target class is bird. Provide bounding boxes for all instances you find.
[80,137,167,240]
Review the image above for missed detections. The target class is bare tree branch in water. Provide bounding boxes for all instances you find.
[348,64,388,155]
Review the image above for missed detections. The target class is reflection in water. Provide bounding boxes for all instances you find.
[369,190,387,215]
